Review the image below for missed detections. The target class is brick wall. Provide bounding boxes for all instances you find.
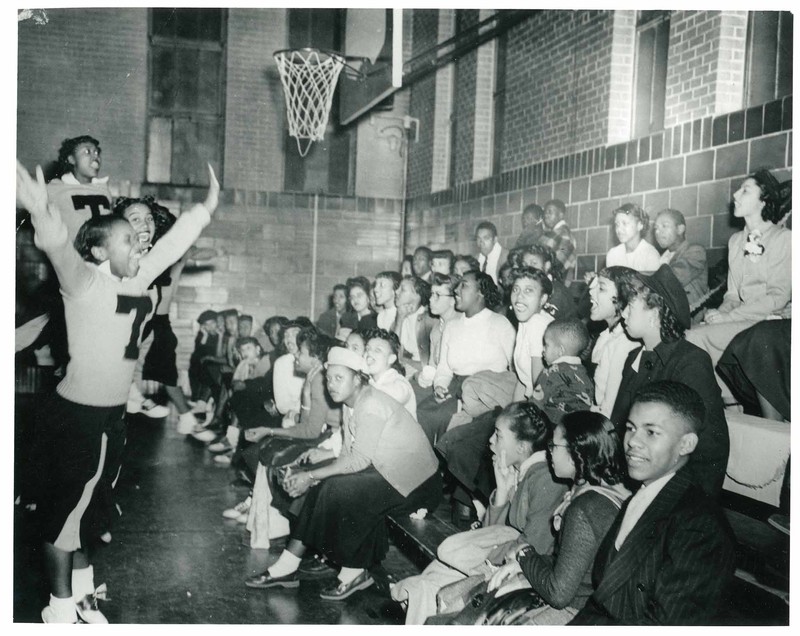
[664,11,748,129]
[501,11,615,171]
[407,9,439,197]
[405,97,792,279]
[451,10,480,186]
[223,9,287,191]
[17,8,149,182]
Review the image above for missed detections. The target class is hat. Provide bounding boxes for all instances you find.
[638,265,691,329]
[197,309,218,323]
[325,346,367,373]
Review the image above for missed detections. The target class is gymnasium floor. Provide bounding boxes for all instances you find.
[13,407,789,625]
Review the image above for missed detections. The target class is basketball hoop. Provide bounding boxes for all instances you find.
[273,48,347,157]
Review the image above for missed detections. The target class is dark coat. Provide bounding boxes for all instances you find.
[571,467,736,625]
[610,339,730,497]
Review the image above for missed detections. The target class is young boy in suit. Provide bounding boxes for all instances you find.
[571,381,735,625]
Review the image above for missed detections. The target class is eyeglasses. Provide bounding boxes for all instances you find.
[431,292,454,299]
[547,441,569,452]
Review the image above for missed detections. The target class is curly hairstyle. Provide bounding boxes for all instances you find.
[235,336,262,352]
[362,327,406,375]
[619,276,685,342]
[454,254,480,273]
[509,266,554,298]
[522,243,564,281]
[56,135,100,178]
[345,329,367,354]
[296,325,334,361]
[561,411,626,486]
[431,272,460,293]
[263,315,289,354]
[402,275,432,307]
[463,270,503,309]
[73,215,128,263]
[506,247,525,269]
[749,168,791,224]
[597,266,638,317]
[113,196,177,244]
[500,402,552,454]
[346,276,372,298]
[613,202,650,235]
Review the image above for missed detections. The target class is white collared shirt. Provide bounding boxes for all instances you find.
[614,470,677,549]
[59,172,110,185]
[478,241,503,284]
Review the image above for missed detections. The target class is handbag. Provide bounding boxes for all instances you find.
[447,583,547,626]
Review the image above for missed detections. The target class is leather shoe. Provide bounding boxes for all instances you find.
[319,571,374,601]
[298,554,336,579]
[245,570,300,589]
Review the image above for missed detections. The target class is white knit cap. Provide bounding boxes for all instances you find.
[325,346,367,373]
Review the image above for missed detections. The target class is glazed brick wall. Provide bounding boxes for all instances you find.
[501,11,615,171]
[407,9,440,197]
[664,11,748,129]
[223,9,287,191]
[405,97,792,281]
[17,8,149,182]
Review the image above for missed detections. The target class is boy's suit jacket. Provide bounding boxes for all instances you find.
[571,466,735,625]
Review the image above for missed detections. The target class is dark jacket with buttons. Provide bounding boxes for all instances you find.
[570,467,736,625]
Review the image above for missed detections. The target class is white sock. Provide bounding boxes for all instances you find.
[267,550,301,578]
[337,566,364,585]
[49,594,78,622]
[72,565,95,601]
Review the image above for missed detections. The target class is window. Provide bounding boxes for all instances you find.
[492,31,507,176]
[632,11,670,138]
[745,11,793,107]
[147,8,226,186]
[283,8,354,195]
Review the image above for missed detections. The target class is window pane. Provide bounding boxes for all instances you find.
[196,50,222,114]
[650,20,669,133]
[147,117,173,183]
[151,8,177,37]
[634,28,655,138]
[748,12,779,106]
[150,46,176,111]
[776,12,793,99]
[171,118,221,186]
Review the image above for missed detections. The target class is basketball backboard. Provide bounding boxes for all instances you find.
[338,8,402,126]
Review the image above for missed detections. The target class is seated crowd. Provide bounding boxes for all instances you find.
[15,139,790,625]
[177,173,789,623]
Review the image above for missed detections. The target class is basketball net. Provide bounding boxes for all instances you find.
[274,49,346,157]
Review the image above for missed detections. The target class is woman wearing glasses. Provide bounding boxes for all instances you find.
[485,410,630,625]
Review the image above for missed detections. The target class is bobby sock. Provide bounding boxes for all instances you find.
[267,550,301,578]
[337,567,364,585]
[71,565,95,602]
[49,594,78,623]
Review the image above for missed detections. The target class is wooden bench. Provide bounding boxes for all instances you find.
[387,504,461,564]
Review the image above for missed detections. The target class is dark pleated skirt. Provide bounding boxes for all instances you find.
[717,319,791,420]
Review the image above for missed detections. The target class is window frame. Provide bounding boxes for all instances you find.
[145,8,228,187]
[631,10,670,139]
[744,10,793,108]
